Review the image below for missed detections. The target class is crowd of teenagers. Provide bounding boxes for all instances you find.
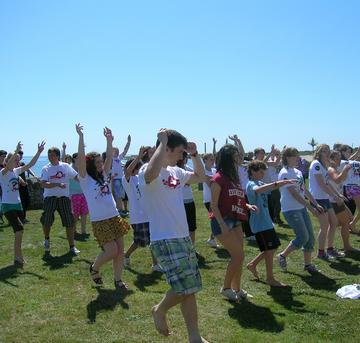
[1,126,359,343]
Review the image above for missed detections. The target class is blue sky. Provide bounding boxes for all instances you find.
[1,0,359,156]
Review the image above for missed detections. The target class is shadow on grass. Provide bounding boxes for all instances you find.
[42,251,75,270]
[74,232,91,242]
[0,264,47,287]
[287,271,338,292]
[228,300,284,332]
[196,253,211,270]
[87,288,134,323]
[127,267,163,292]
[267,287,329,316]
[214,248,230,259]
[329,259,360,275]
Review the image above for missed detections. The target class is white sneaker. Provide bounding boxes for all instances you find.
[236,289,253,299]
[70,246,80,255]
[123,257,130,268]
[207,238,219,249]
[43,239,50,252]
[151,264,163,272]
[220,287,238,301]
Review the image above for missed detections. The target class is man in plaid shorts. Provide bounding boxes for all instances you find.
[40,147,80,255]
[139,129,208,343]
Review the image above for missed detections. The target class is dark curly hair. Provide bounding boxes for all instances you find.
[86,152,105,184]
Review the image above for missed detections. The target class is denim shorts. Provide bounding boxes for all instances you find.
[210,217,243,236]
[315,199,333,212]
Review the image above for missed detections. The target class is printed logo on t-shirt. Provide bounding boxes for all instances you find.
[315,165,320,171]
[9,177,19,191]
[50,171,65,180]
[353,162,360,176]
[94,181,111,199]
[162,175,180,189]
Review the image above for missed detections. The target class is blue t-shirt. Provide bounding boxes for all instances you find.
[69,178,83,196]
[246,180,274,233]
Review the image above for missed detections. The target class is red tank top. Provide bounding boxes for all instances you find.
[209,172,248,221]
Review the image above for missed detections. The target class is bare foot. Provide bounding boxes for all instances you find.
[267,278,288,287]
[247,263,259,280]
[152,306,170,336]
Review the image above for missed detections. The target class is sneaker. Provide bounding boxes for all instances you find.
[246,235,256,241]
[317,252,335,261]
[123,256,130,268]
[236,289,253,299]
[151,264,163,272]
[220,287,238,301]
[119,210,129,218]
[277,254,287,271]
[304,264,320,274]
[43,239,50,252]
[327,248,345,258]
[207,238,219,249]
[70,246,80,255]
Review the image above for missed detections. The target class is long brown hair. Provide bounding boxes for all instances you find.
[86,152,105,184]
[313,144,330,166]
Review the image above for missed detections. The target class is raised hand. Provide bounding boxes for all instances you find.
[186,142,198,155]
[103,127,114,142]
[15,141,22,153]
[228,134,239,142]
[157,128,168,145]
[212,137,217,144]
[38,141,46,153]
[75,123,84,136]
[138,146,147,158]
[62,142,66,149]
[127,134,131,142]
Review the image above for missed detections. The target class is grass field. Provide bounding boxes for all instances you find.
[1,188,360,343]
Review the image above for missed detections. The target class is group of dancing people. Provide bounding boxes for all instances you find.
[1,126,359,343]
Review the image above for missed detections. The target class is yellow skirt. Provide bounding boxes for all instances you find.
[91,216,130,247]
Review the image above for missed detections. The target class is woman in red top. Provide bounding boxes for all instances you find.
[210,144,257,301]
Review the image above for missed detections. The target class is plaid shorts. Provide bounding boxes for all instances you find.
[132,222,150,247]
[150,236,202,295]
[40,196,74,228]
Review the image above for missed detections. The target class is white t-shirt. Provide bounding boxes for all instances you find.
[121,175,148,224]
[340,160,360,186]
[263,165,279,183]
[309,160,330,200]
[0,167,23,204]
[328,165,344,202]
[41,162,78,198]
[112,154,125,180]
[203,167,216,203]
[278,167,305,212]
[138,164,192,241]
[182,165,194,201]
[238,165,249,191]
[79,173,119,222]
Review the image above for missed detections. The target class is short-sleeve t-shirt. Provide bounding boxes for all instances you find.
[340,160,360,186]
[69,178,83,196]
[182,165,194,201]
[0,167,23,204]
[41,162,78,198]
[309,160,330,200]
[203,167,216,203]
[79,173,118,222]
[138,164,192,242]
[238,165,249,191]
[209,172,248,222]
[121,175,148,224]
[278,167,305,212]
[112,154,125,180]
[246,180,273,233]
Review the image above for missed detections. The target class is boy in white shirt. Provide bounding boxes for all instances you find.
[139,129,208,343]
[40,147,80,255]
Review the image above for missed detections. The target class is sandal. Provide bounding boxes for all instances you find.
[114,279,128,290]
[89,265,103,285]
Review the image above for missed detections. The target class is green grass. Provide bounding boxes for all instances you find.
[1,188,360,343]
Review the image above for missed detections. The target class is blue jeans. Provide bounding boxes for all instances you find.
[283,208,315,251]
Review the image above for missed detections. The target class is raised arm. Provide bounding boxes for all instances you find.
[76,123,86,178]
[144,129,168,184]
[22,141,45,172]
[228,134,245,156]
[349,148,360,161]
[212,137,217,155]
[103,127,114,174]
[185,142,206,184]
[61,142,66,162]
[125,146,146,181]
[120,135,131,157]
[2,142,22,175]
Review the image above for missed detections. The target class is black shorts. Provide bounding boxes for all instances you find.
[40,196,74,228]
[184,201,197,232]
[331,202,346,215]
[4,210,25,233]
[255,228,281,252]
